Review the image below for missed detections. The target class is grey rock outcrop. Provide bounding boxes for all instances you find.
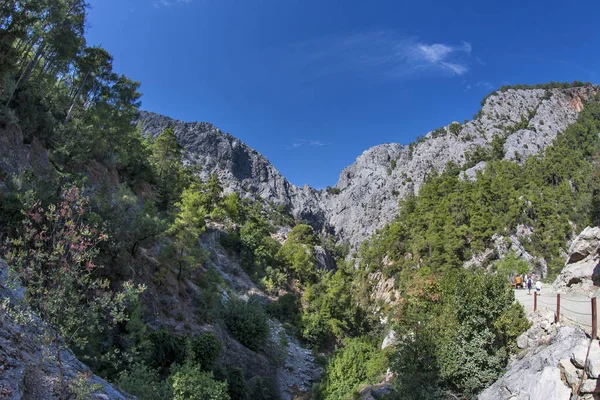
[138,86,599,250]
[0,262,132,400]
[553,226,600,294]
[479,310,587,400]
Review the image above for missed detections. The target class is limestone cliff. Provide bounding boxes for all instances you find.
[138,85,599,249]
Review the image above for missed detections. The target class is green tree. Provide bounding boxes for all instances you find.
[150,127,187,212]
[318,337,387,400]
[223,297,270,351]
[188,333,222,371]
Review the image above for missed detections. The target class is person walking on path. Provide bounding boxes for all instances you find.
[535,279,542,293]
[527,276,533,295]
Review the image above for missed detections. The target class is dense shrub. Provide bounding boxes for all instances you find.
[146,329,187,375]
[223,297,270,351]
[266,293,301,326]
[171,365,229,400]
[188,333,222,371]
[116,362,172,400]
[317,337,387,400]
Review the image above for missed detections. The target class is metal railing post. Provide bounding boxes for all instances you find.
[592,297,597,339]
[534,291,537,312]
[556,294,561,323]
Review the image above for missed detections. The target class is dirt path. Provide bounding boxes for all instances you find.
[514,288,597,334]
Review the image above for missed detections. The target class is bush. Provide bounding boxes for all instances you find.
[317,337,387,400]
[449,122,462,135]
[214,365,247,400]
[146,329,187,375]
[223,297,270,351]
[266,293,301,326]
[116,362,172,400]
[188,333,222,371]
[171,365,229,400]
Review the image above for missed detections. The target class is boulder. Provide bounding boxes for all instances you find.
[381,329,398,350]
[580,379,600,394]
[558,359,579,389]
[586,341,600,378]
[572,343,589,368]
[553,227,600,295]
[529,366,572,400]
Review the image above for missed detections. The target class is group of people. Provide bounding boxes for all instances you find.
[514,274,542,295]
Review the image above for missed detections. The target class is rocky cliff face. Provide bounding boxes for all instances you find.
[553,226,600,295]
[138,85,599,249]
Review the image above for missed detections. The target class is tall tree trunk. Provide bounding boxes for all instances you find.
[65,68,90,122]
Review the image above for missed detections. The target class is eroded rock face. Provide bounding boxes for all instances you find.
[478,311,586,400]
[138,86,599,250]
[553,226,600,294]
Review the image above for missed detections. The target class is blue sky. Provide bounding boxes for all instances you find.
[86,0,600,189]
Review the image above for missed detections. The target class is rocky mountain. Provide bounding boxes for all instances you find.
[138,85,599,249]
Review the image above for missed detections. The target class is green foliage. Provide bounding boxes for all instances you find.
[266,293,301,326]
[69,374,104,400]
[116,362,172,400]
[288,224,319,245]
[145,329,187,376]
[317,337,387,400]
[214,365,248,400]
[389,273,529,398]
[326,186,342,195]
[494,251,530,279]
[171,365,230,400]
[4,187,144,381]
[188,333,222,371]
[223,297,270,351]
[149,127,189,212]
[431,127,446,138]
[449,122,462,135]
[278,238,317,283]
[361,98,600,281]
[301,266,371,349]
[497,80,591,92]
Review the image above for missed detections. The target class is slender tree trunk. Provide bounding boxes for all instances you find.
[65,68,90,122]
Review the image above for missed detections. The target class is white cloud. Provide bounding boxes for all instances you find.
[286,139,329,150]
[153,0,191,8]
[288,31,474,81]
[476,81,494,90]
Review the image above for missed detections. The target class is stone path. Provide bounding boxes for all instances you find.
[514,288,598,335]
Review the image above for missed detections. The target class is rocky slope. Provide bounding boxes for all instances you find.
[138,85,599,249]
[478,309,592,400]
[0,262,131,400]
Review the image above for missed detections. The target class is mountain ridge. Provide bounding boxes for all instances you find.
[138,85,599,248]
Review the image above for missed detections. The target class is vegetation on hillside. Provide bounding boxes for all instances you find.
[0,3,598,400]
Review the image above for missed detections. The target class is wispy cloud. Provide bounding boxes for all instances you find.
[476,81,494,90]
[288,31,475,81]
[286,139,330,150]
[153,0,191,7]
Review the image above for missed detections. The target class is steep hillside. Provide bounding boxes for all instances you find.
[138,85,599,249]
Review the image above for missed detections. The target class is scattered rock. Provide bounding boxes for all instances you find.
[580,379,600,394]
[558,358,579,389]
